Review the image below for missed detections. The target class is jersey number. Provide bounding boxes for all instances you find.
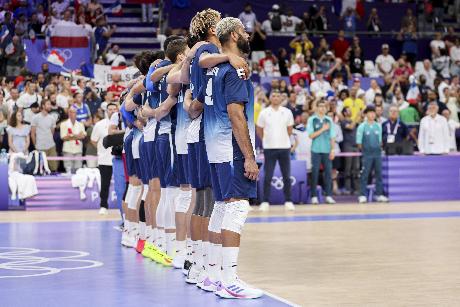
[204,78,213,106]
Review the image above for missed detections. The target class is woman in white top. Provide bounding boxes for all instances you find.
[7,110,30,154]
[56,84,72,110]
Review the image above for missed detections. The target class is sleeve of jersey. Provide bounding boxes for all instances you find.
[201,44,219,56]
[144,66,157,92]
[120,104,135,125]
[133,93,143,106]
[196,83,205,104]
[223,69,249,105]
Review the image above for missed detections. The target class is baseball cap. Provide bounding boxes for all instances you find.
[326,51,333,56]
[353,77,360,83]
[381,44,389,49]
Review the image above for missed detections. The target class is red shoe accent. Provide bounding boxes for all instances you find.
[136,240,146,253]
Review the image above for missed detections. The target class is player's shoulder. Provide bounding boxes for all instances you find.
[198,43,219,55]
[157,59,172,68]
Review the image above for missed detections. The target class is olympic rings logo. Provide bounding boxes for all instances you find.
[270,176,296,190]
[0,247,103,279]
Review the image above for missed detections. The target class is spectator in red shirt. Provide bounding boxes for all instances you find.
[331,30,350,60]
[393,58,413,87]
[106,74,125,100]
[259,50,279,77]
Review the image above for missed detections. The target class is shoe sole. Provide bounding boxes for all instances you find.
[215,289,263,299]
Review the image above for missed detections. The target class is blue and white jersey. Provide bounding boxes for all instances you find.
[199,62,255,163]
[142,77,161,142]
[131,128,142,159]
[157,59,173,135]
[175,85,191,154]
[187,43,219,144]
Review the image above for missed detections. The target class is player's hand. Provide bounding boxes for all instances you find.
[329,151,335,161]
[150,59,162,68]
[322,123,330,132]
[244,158,259,181]
[228,54,250,80]
[187,41,207,60]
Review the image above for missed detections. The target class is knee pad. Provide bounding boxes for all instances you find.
[193,189,206,216]
[141,184,148,201]
[124,184,132,202]
[176,189,192,213]
[221,200,250,235]
[128,185,142,210]
[208,201,226,233]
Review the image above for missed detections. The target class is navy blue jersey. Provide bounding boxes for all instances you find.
[156,59,174,134]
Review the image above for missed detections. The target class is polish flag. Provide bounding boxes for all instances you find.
[50,25,89,48]
[106,1,123,16]
[47,50,66,67]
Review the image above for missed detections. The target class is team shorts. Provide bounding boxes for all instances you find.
[177,154,189,185]
[123,131,136,177]
[187,140,211,189]
[143,140,158,180]
[155,133,179,188]
[209,159,257,202]
[137,136,150,184]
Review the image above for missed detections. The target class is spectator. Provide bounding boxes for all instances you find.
[91,102,118,215]
[432,48,451,79]
[51,0,71,18]
[307,99,336,204]
[107,74,126,100]
[444,26,457,48]
[442,109,460,152]
[418,102,450,155]
[341,7,359,37]
[393,58,413,87]
[450,38,460,77]
[259,50,279,77]
[5,88,19,116]
[57,9,77,26]
[15,13,28,38]
[84,89,102,117]
[430,32,446,57]
[292,112,312,173]
[367,8,381,33]
[277,48,290,77]
[382,105,409,155]
[0,110,6,148]
[356,106,388,204]
[16,80,41,125]
[286,92,303,120]
[416,59,437,89]
[36,4,47,24]
[4,35,25,77]
[281,9,302,33]
[85,113,99,168]
[49,93,67,125]
[238,3,257,33]
[375,44,396,77]
[365,79,382,105]
[400,8,416,31]
[261,13,274,34]
[341,106,359,195]
[250,23,267,64]
[398,25,417,66]
[77,14,93,36]
[56,81,72,110]
[289,54,310,86]
[30,99,58,171]
[328,58,351,85]
[72,92,92,127]
[301,11,314,31]
[289,33,314,57]
[60,107,86,174]
[446,88,459,123]
[423,89,447,115]
[317,51,336,75]
[343,86,365,123]
[257,91,295,211]
[314,5,328,31]
[331,30,350,60]
[349,47,365,76]
[94,16,116,57]
[7,110,30,154]
[309,69,331,97]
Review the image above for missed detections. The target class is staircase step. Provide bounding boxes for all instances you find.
[110,37,158,44]
[121,46,161,55]
[108,16,141,23]
[115,26,156,33]
[113,32,155,38]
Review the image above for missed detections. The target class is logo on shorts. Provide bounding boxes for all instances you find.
[271,176,296,190]
[0,247,103,279]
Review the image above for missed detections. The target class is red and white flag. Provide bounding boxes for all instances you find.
[47,50,66,67]
[51,25,89,48]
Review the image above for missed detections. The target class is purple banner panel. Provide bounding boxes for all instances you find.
[0,162,8,210]
[384,155,460,202]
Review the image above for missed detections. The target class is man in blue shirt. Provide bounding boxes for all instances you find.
[307,100,336,204]
[356,105,389,203]
[197,17,262,299]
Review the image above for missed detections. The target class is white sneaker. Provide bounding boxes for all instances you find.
[172,255,185,269]
[98,207,108,215]
[284,201,295,211]
[376,195,389,203]
[121,230,129,246]
[248,206,254,212]
[311,197,319,205]
[185,264,201,284]
[199,276,219,292]
[358,196,367,204]
[215,277,264,299]
[325,196,336,204]
[258,202,269,212]
[195,268,208,288]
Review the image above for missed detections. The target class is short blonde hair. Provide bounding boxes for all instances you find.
[189,9,221,40]
[216,17,244,45]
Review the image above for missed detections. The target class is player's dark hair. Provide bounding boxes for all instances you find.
[135,50,165,75]
[163,35,183,53]
[166,39,188,63]
[186,34,200,48]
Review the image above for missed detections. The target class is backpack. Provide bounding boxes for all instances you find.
[271,13,282,32]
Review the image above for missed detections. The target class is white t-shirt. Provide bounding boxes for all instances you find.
[430,39,446,51]
[91,118,113,166]
[256,106,294,149]
[56,93,71,109]
[375,54,395,74]
[309,80,332,96]
[450,46,460,63]
[16,92,42,124]
[293,124,312,171]
[281,15,301,33]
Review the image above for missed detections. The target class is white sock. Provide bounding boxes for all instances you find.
[193,240,203,269]
[222,247,239,284]
[125,220,131,232]
[139,222,146,240]
[152,228,159,243]
[131,222,139,236]
[165,232,176,256]
[186,238,193,262]
[209,243,222,281]
[158,228,166,251]
[202,241,210,271]
[146,225,152,240]
[175,240,186,258]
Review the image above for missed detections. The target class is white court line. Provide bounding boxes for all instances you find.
[264,289,302,307]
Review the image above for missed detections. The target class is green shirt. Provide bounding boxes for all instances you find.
[399,106,420,124]
[356,121,382,155]
[307,115,335,154]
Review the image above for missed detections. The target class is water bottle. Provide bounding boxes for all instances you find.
[0,149,7,164]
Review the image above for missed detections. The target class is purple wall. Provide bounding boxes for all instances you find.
[0,163,8,210]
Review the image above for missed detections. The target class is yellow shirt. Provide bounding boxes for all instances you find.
[60,119,86,154]
[290,40,314,55]
[254,101,262,124]
[343,98,365,122]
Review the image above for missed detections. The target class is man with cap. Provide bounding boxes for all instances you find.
[356,105,389,204]
[310,68,332,97]
[375,44,395,76]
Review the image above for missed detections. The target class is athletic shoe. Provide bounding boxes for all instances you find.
[258,202,269,211]
[376,195,389,203]
[284,201,295,211]
[113,223,124,232]
[311,197,319,205]
[325,196,336,204]
[125,233,138,248]
[121,231,129,247]
[195,269,208,289]
[98,207,108,215]
[185,265,201,284]
[198,276,219,292]
[136,239,146,253]
[142,242,155,258]
[215,278,264,299]
[172,255,185,269]
[182,260,192,276]
[358,196,367,204]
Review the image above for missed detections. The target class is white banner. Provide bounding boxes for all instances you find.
[93,64,139,88]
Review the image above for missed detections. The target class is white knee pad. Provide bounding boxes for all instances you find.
[164,188,176,230]
[128,185,142,209]
[124,185,132,203]
[156,188,166,228]
[208,201,227,233]
[221,200,250,235]
[141,184,148,201]
[175,189,192,213]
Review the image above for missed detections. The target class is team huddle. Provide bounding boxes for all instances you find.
[110,10,262,299]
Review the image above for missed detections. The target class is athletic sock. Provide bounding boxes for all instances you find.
[222,247,239,284]
[165,232,176,256]
[202,241,210,271]
[175,240,186,259]
[157,228,166,251]
[146,225,153,241]
[193,240,203,269]
[186,238,193,262]
[139,222,146,240]
[209,243,222,281]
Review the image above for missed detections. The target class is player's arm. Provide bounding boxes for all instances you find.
[150,64,174,83]
[228,102,259,181]
[200,53,249,79]
[124,78,145,111]
[155,83,181,121]
[188,84,205,119]
[166,62,183,84]
[180,41,207,84]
